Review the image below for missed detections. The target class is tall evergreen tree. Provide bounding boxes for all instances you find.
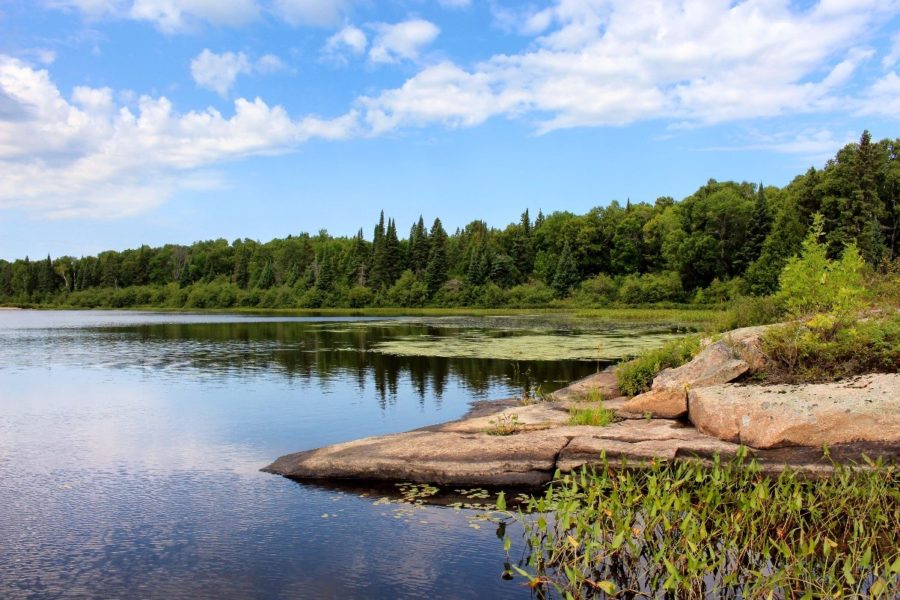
[383,218,403,286]
[370,211,387,288]
[740,182,772,268]
[552,242,579,296]
[425,218,448,296]
[408,216,430,275]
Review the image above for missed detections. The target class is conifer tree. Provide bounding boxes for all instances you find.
[370,211,386,288]
[552,242,578,296]
[425,218,448,296]
[383,218,403,286]
[740,182,772,268]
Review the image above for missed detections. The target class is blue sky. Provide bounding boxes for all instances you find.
[1,0,899,260]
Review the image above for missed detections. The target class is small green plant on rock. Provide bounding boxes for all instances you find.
[486,413,522,436]
[568,403,615,426]
[616,335,701,396]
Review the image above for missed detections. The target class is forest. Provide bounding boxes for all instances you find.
[2,131,897,310]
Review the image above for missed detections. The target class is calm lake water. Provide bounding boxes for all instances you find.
[0,310,680,599]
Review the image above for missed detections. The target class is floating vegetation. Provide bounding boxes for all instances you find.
[373,331,684,362]
[503,453,900,599]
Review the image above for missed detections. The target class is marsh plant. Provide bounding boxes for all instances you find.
[502,453,899,599]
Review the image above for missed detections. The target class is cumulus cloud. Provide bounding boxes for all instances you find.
[46,0,260,31]
[0,56,356,218]
[362,0,898,134]
[368,19,440,64]
[272,0,354,27]
[322,25,367,64]
[190,49,286,96]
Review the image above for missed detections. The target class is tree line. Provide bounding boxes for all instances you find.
[2,131,897,309]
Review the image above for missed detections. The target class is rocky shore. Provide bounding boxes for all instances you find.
[264,325,899,485]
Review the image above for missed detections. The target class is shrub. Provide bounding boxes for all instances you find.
[616,335,701,396]
[776,214,867,319]
[714,295,784,332]
[572,273,618,306]
[387,270,428,307]
[760,313,900,383]
[568,403,615,426]
[505,281,556,307]
[347,285,373,308]
[619,271,683,304]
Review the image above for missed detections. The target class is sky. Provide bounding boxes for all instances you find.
[1,0,899,260]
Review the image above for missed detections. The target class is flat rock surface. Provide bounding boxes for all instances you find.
[264,396,899,485]
[689,374,900,448]
[550,369,620,402]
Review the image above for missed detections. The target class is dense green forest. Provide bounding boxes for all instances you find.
[2,131,897,310]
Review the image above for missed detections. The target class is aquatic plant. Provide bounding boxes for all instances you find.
[504,453,900,599]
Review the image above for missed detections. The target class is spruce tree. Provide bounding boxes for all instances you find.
[408,216,430,275]
[370,211,386,288]
[740,183,771,268]
[552,242,579,296]
[383,218,403,286]
[425,218,448,296]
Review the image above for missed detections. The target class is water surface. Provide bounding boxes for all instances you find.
[0,310,675,599]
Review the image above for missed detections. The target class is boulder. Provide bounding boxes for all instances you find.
[688,374,900,449]
[550,368,620,402]
[620,339,751,418]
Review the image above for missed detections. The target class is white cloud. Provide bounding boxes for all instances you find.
[0,56,356,218]
[856,71,900,118]
[45,0,260,31]
[190,49,287,96]
[368,19,440,64]
[708,129,855,162]
[130,0,260,32]
[273,0,353,27]
[323,25,367,64]
[362,0,898,134]
[883,33,900,69]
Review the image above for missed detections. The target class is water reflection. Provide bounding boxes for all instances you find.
[0,311,673,599]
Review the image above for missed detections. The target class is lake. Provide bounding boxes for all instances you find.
[0,310,683,599]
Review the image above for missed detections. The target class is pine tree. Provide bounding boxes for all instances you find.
[425,218,448,296]
[408,216,430,275]
[370,211,386,288]
[383,218,403,286]
[740,182,771,269]
[552,242,578,296]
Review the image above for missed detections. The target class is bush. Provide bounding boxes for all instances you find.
[714,295,784,332]
[616,335,701,396]
[572,274,618,306]
[776,214,866,320]
[505,281,556,307]
[760,313,900,383]
[387,270,428,307]
[348,285,373,308]
[618,271,683,304]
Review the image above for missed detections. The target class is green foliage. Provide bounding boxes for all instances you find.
[760,312,899,383]
[776,214,867,318]
[5,132,899,310]
[485,413,522,436]
[568,402,615,426]
[713,295,784,331]
[618,271,683,304]
[511,455,900,599]
[616,335,701,396]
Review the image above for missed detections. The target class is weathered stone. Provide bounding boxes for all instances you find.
[618,388,689,419]
[435,402,570,434]
[263,429,578,486]
[688,374,900,449]
[550,368,620,402]
[620,340,750,418]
